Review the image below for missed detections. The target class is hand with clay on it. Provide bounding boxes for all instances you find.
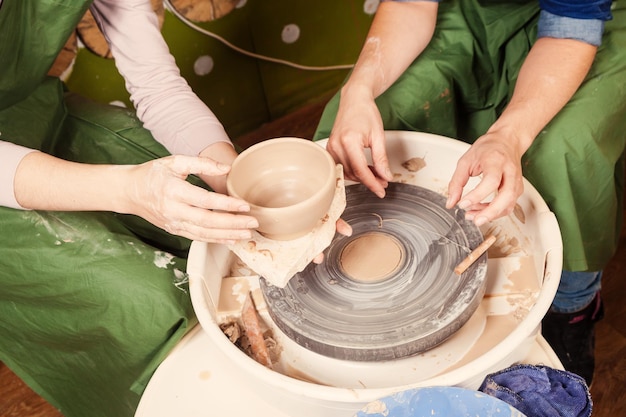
[323,2,438,200]
[444,37,598,228]
[125,154,260,244]
[326,88,393,199]
[445,130,525,227]
[13,151,259,243]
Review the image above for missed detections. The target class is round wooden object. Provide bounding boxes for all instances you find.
[169,0,239,22]
[77,0,165,59]
[48,32,78,79]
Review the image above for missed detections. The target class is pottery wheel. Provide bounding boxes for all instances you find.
[260,183,488,361]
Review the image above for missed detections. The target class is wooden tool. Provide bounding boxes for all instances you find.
[454,235,497,275]
[241,292,273,369]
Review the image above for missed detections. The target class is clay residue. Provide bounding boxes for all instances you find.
[220,320,242,343]
[243,240,274,260]
[220,309,282,367]
[401,157,427,172]
[513,204,526,224]
[360,400,388,414]
[340,232,404,282]
[483,229,523,258]
[229,256,255,277]
[217,276,255,314]
[508,300,535,321]
[154,251,175,268]
[504,257,540,294]
[392,172,416,183]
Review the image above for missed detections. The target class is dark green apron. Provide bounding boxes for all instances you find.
[316,0,626,272]
[0,1,196,416]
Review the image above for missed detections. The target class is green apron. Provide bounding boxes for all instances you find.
[0,1,197,416]
[315,0,626,273]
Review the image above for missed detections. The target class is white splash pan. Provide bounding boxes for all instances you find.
[187,131,563,417]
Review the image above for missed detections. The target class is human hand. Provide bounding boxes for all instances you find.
[326,89,393,198]
[125,155,258,243]
[445,131,525,226]
[312,218,353,264]
[197,141,238,194]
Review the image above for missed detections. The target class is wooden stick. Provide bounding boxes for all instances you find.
[241,292,273,369]
[454,235,497,275]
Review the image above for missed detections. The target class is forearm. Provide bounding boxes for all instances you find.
[12,150,257,243]
[488,37,597,153]
[92,0,232,156]
[342,1,438,99]
[14,151,133,213]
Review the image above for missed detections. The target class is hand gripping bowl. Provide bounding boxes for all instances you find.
[226,137,337,241]
[188,131,563,417]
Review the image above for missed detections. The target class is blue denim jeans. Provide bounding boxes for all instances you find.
[551,271,602,314]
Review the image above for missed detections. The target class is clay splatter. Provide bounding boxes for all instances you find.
[513,204,526,224]
[173,268,189,292]
[154,251,175,268]
[402,157,427,172]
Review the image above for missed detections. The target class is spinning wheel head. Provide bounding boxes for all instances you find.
[260,183,488,362]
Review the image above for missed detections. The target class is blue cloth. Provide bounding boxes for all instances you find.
[479,364,592,417]
[386,0,609,45]
[553,271,602,313]
[383,0,441,2]
[389,0,613,19]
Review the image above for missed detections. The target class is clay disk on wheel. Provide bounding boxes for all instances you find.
[260,183,488,361]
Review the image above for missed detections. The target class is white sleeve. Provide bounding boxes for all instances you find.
[0,141,37,210]
[90,0,232,156]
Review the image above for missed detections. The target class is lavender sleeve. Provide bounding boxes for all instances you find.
[90,0,232,156]
[0,141,37,209]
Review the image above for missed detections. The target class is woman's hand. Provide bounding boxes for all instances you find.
[445,38,597,226]
[324,1,438,199]
[15,151,258,243]
[445,131,525,226]
[125,155,259,243]
[326,87,392,198]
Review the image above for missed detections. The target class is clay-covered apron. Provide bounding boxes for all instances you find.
[316,0,626,273]
[0,1,196,416]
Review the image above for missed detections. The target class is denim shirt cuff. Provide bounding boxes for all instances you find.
[382,0,441,3]
[538,10,605,46]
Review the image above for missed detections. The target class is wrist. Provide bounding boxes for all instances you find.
[109,164,142,216]
[485,122,536,155]
[340,82,376,102]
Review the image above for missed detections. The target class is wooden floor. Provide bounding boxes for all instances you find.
[1,99,625,416]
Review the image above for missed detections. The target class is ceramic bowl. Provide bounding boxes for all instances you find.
[226,137,336,240]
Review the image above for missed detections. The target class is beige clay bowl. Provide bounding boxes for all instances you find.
[226,137,336,241]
